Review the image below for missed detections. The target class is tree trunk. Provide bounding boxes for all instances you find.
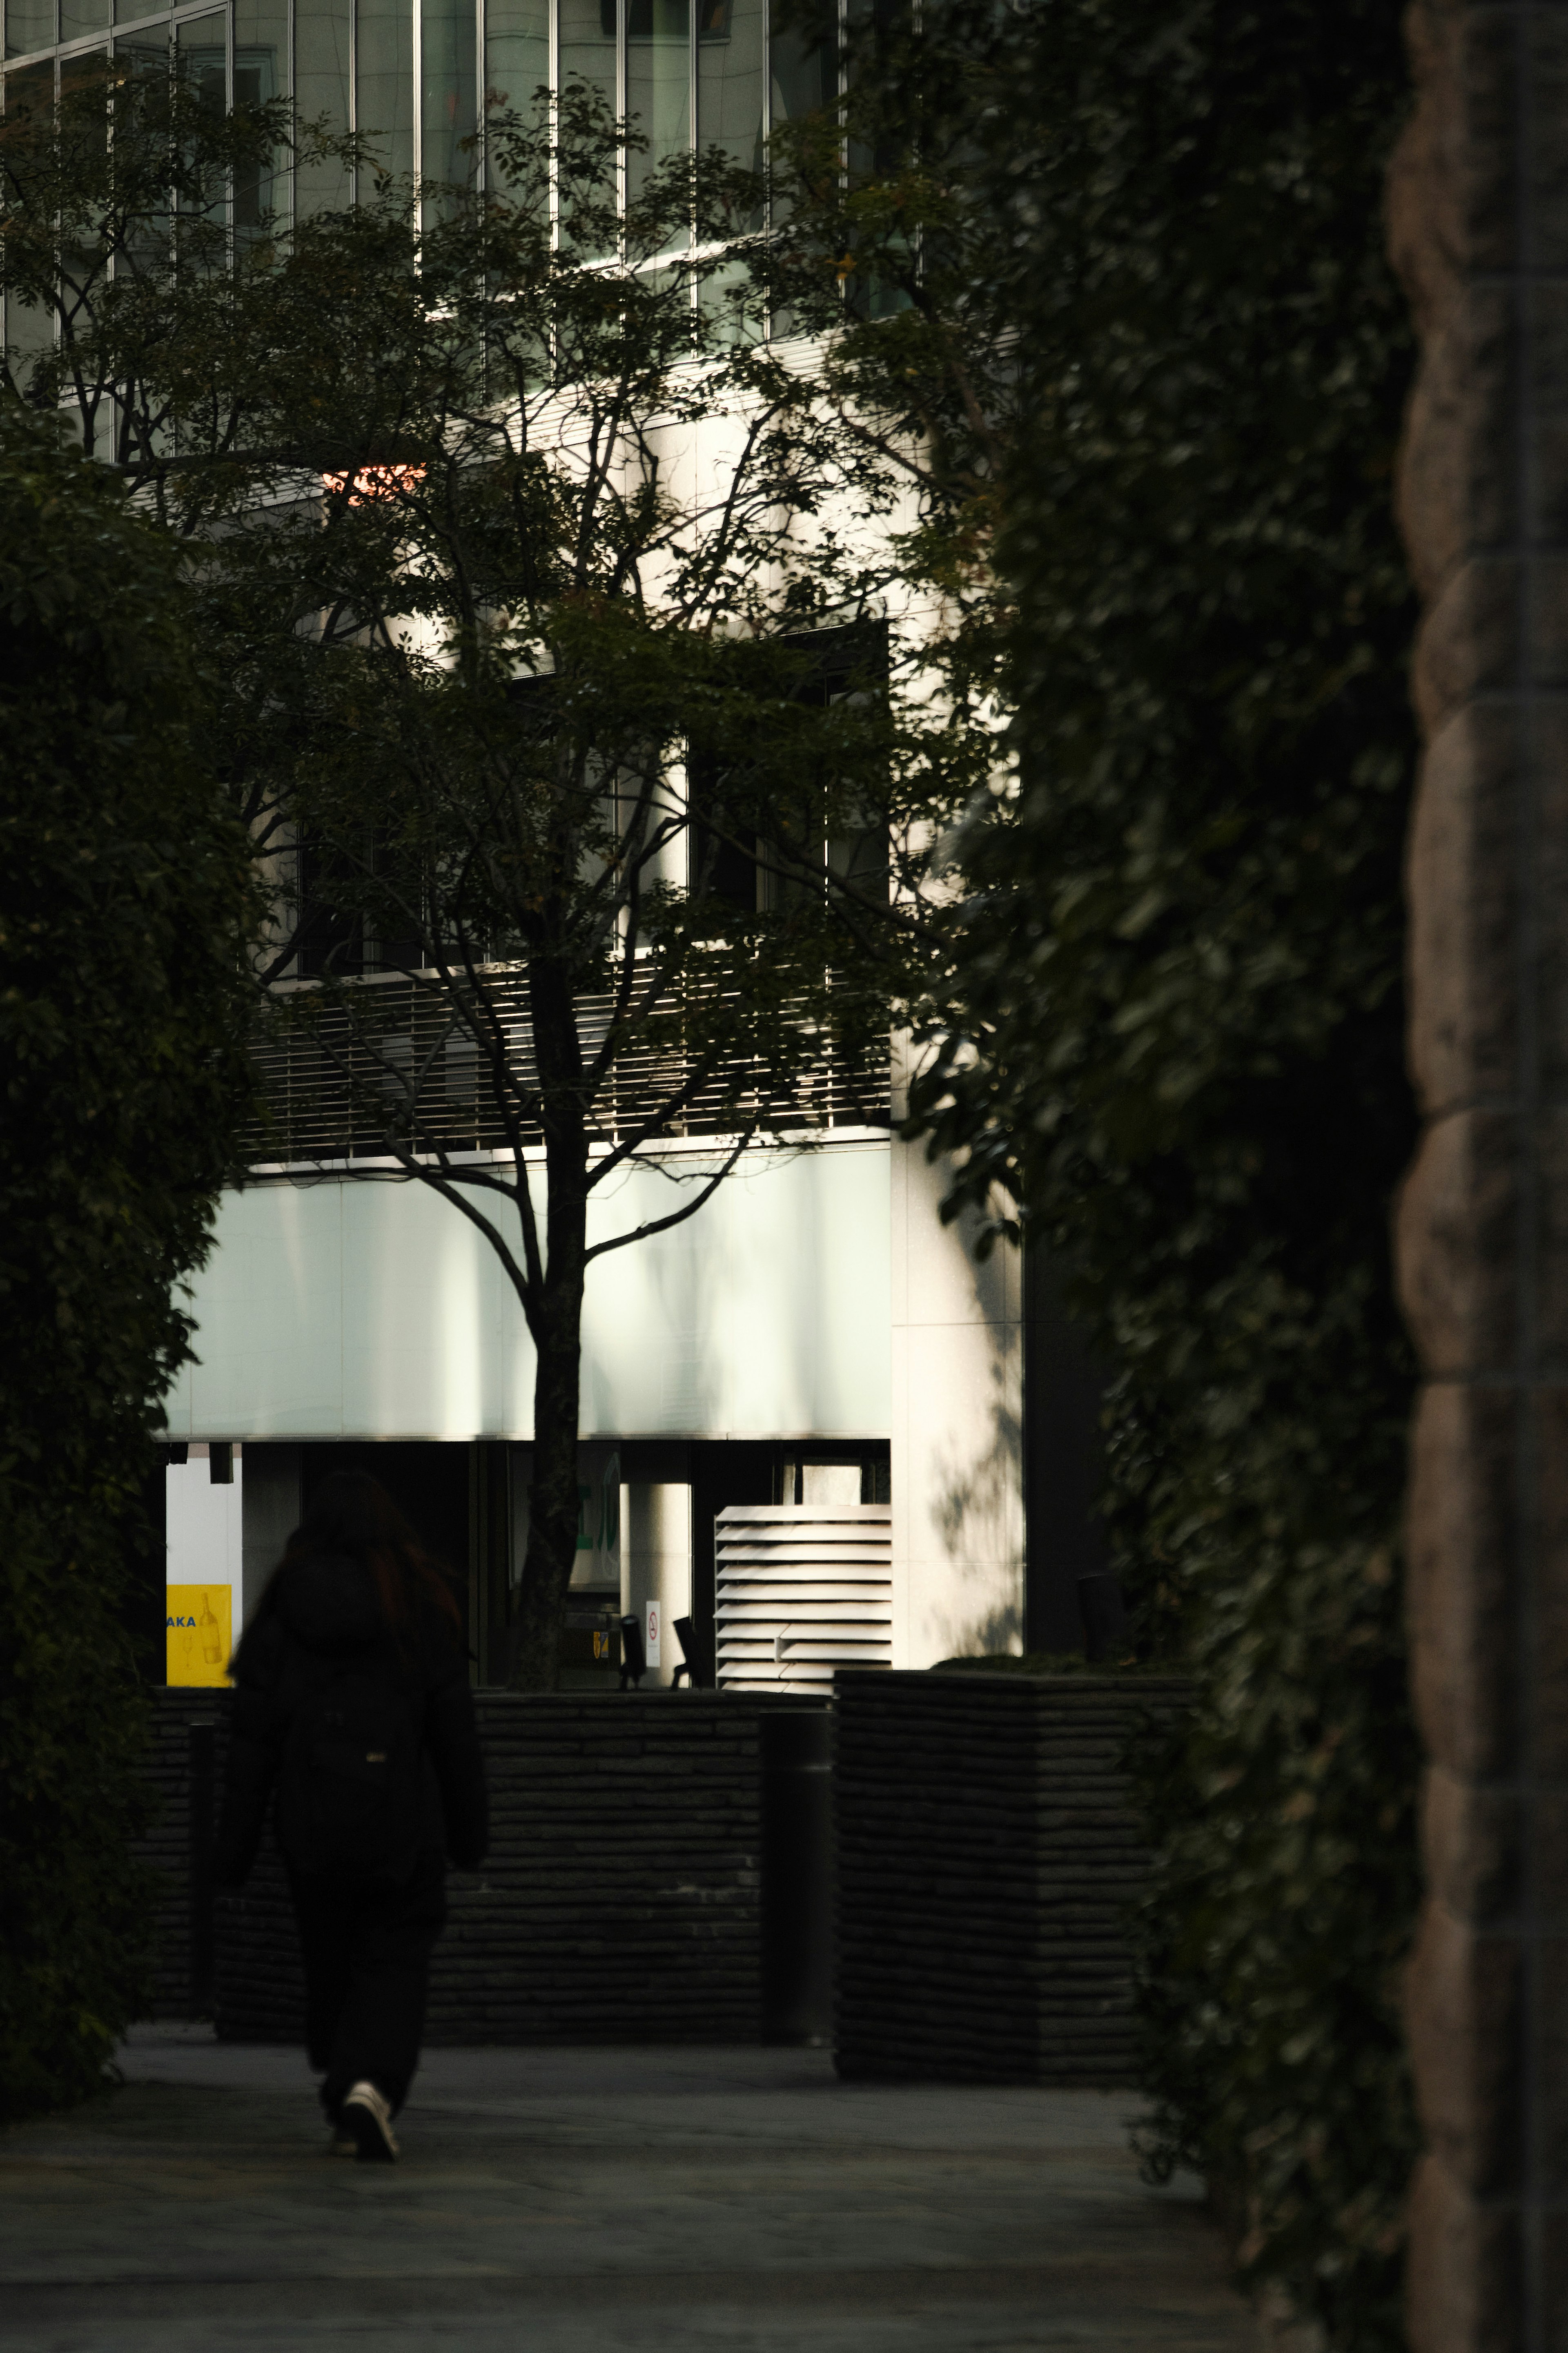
[510,1256,585,1691]
[508,954,589,1693]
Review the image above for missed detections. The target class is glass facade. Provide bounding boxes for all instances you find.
[4,0,51,52]
[421,0,474,194]
[60,0,108,40]
[234,0,286,221]
[292,0,347,208]
[2,0,840,356]
[2,0,837,207]
[481,0,542,193]
[625,0,687,204]
[355,0,413,175]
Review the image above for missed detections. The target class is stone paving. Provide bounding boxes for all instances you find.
[0,2031,1255,2351]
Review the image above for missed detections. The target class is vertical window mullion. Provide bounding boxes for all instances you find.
[226,0,234,262]
[546,0,557,243]
[614,0,623,229]
[411,0,421,187]
[347,0,356,203]
[686,0,694,278]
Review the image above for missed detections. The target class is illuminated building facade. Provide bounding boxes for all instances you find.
[2,0,1109,1687]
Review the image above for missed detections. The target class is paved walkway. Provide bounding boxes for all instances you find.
[1,2033,1254,2351]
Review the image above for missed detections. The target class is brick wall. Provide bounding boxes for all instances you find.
[140,1676,1178,2079]
[138,1689,231,2020]
[140,1688,823,2043]
[832,1670,1189,2088]
[222,1690,797,2044]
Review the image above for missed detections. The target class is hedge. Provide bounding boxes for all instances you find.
[907,5,1422,2342]
[0,408,256,2119]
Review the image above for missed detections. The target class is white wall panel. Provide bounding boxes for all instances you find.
[167,1143,890,1442]
[166,1455,244,1591]
[176,1180,346,1437]
[889,1039,1025,1669]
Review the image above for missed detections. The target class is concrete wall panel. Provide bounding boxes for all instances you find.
[889,1091,1024,1668]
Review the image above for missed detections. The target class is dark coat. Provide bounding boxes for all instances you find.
[212,1550,488,1888]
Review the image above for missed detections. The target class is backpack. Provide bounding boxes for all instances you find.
[273,1645,427,1885]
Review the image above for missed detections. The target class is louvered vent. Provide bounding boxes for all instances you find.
[243,965,889,1169]
[715,1505,893,1692]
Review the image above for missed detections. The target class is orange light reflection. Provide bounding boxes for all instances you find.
[321,464,426,506]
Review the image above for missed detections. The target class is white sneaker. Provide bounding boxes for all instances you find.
[339,2080,399,2164]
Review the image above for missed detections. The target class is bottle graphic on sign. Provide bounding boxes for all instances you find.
[166,1585,232,1687]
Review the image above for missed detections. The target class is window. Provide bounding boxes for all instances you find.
[2,0,849,300]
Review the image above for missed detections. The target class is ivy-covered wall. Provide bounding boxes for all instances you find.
[0,413,256,2120]
[911,4,1422,2341]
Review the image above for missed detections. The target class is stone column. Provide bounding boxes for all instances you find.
[1389,3,1568,2342]
[619,1483,693,1689]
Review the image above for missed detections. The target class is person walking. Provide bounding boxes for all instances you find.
[213,1470,488,2163]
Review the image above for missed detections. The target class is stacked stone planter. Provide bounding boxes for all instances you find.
[140,1688,232,2019]
[832,1668,1190,2087]
[139,1687,826,2044]
[140,1674,1183,2074]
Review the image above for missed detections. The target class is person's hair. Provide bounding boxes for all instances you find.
[281,1469,462,1637]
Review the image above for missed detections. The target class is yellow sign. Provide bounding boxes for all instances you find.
[166,1586,233,1687]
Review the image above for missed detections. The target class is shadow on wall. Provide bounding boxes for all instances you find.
[927,1339,1025,1659]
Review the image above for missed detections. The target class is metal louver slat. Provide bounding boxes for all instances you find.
[717,1546,891,1563]
[714,1503,892,1693]
[243,963,890,1169]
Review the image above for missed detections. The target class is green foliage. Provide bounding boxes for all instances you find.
[0,408,257,2119]
[899,2,1422,2341]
